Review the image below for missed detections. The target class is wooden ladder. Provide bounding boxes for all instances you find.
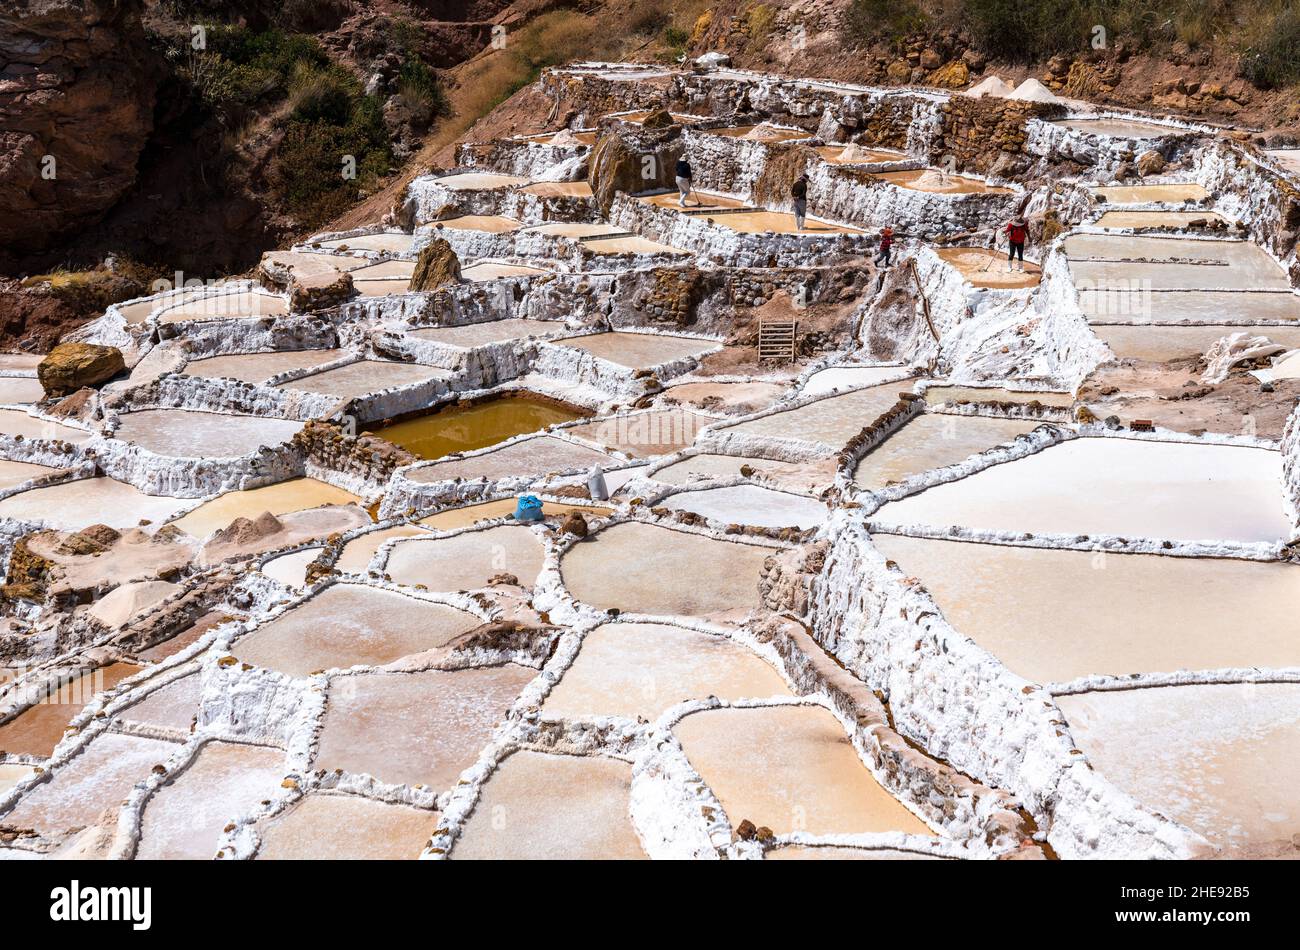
[758,319,798,363]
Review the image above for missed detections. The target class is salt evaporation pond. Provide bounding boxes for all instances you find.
[314,232,414,254]
[726,385,903,449]
[651,453,813,487]
[119,675,203,732]
[0,663,141,758]
[1066,235,1290,291]
[674,705,934,837]
[0,733,174,838]
[259,547,320,588]
[875,168,1013,194]
[0,459,56,492]
[135,741,284,859]
[562,522,770,616]
[114,409,302,458]
[661,380,785,413]
[872,535,1300,683]
[171,477,359,538]
[801,365,907,396]
[1092,183,1209,203]
[567,408,710,457]
[556,332,717,368]
[183,349,342,383]
[367,395,586,459]
[315,666,534,789]
[873,438,1288,543]
[1058,683,1300,857]
[0,377,44,403]
[1095,324,1300,361]
[1053,117,1177,138]
[0,409,91,442]
[278,360,450,399]
[335,525,429,573]
[922,385,1072,407]
[408,319,562,347]
[1094,210,1233,229]
[0,478,187,531]
[255,794,434,860]
[156,290,288,323]
[854,415,1036,490]
[934,247,1042,288]
[235,584,482,675]
[452,751,645,860]
[385,525,545,591]
[658,484,827,528]
[542,622,790,720]
[419,498,611,530]
[405,433,609,483]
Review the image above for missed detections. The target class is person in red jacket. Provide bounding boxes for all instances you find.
[1004,217,1028,272]
[874,225,894,267]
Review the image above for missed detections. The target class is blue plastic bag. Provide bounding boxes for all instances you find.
[514,494,544,523]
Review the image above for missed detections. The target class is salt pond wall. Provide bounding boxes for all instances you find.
[1282,402,1300,543]
[803,512,1209,859]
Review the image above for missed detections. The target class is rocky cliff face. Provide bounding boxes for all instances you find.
[0,0,160,262]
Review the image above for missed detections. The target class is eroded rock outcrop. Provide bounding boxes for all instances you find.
[409,238,461,291]
[0,0,159,261]
[589,121,684,216]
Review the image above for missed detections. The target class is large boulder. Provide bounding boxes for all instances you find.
[37,342,125,397]
[409,238,461,291]
[257,251,353,313]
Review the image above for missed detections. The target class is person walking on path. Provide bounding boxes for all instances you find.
[675,156,695,207]
[874,225,894,267]
[1004,216,1028,272]
[791,173,809,230]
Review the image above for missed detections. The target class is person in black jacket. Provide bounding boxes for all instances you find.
[791,173,809,229]
[675,157,695,207]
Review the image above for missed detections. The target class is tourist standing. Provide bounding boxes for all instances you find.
[874,225,894,267]
[1004,216,1028,272]
[675,156,695,207]
[791,173,809,230]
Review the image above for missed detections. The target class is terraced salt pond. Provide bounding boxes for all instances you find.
[157,290,288,323]
[367,395,586,460]
[315,666,534,788]
[183,349,343,383]
[313,232,414,254]
[0,662,141,758]
[1053,117,1178,138]
[452,751,645,859]
[136,742,284,860]
[674,705,934,837]
[556,330,722,369]
[934,247,1042,288]
[407,319,562,347]
[114,409,302,458]
[659,484,827,528]
[874,438,1288,543]
[119,675,202,732]
[543,622,789,720]
[259,547,319,588]
[1058,684,1300,856]
[854,415,1036,490]
[0,477,187,531]
[171,477,359,538]
[0,733,174,839]
[660,380,786,413]
[235,584,482,675]
[0,377,44,404]
[562,522,769,616]
[385,525,545,591]
[1094,210,1233,229]
[1079,288,1300,324]
[254,794,434,860]
[1092,183,1209,204]
[461,262,550,281]
[0,409,91,442]
[801,365,907,396]
[405,433,609,484]
[651,453,814,487]
[922,385,1072,407]
[725,384,903,450]
[277,360,450,399]
[872,535,1300,683]
[567,408,710,457]
[1065,235,1290,291]
[0,458,56,492]
[1096,324,1300,361]
[874,168,1013,195]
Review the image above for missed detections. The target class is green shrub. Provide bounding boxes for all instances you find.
[287,62,358,124]
[842,0,930,48]
[1238,3,1300,88]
